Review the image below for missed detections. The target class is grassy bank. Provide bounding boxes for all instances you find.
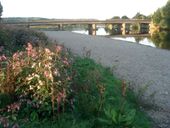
[0,26,153,127]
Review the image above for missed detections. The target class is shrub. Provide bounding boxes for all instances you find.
[0,43,72,119]
[0,25,48,55]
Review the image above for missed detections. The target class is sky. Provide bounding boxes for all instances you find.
[0,0,169,19]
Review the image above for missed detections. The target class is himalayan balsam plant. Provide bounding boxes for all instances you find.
[0,43,72,117]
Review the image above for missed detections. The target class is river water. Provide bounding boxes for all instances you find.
[72,28,170,50]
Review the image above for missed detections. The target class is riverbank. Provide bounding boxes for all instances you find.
[44,31,170,127]
[0,26,152,128]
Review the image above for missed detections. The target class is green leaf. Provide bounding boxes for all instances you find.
[98,118,112,125]
[125,109,136,125]
[30,111,39,121]
[110,109,117,124]
[104,108,111,118]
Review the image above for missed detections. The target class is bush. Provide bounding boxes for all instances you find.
[0,43,72,120]
[0,25,48,55]
[0,46,152,127]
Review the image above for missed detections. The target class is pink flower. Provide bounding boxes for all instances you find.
[57,89,66,112]
[55,45,62,53]
[44,70,53,80]
[13,52,19,61]
[26,42,33,57]
[26,42,33,51]
[44,48,51,54]
[7,102,21,112]
[44,70,49,78]
[63,58,69,66]
[0,55,7,61]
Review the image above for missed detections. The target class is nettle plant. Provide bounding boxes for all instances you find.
[0,43,72,118]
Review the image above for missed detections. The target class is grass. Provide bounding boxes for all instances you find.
[71,57,153,128]
[0,26,153,127]
[11,57,152,128]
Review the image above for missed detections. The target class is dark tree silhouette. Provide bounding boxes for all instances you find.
[0,1,3,19]
[121,15,129,19]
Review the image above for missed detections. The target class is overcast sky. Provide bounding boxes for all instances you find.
[0,0,168,19]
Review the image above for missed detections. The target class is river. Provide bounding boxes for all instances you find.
[72,28,170,50]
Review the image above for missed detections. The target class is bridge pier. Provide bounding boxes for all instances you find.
[121,23,126,35]
[58,24,64,31]
[121,23,130,35]
[88,24,96,35]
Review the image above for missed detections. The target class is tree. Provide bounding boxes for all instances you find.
[112,16,120,19]
[152,0,170,29]
[152,8,162,24]
[133,12,147,19]
[0,1,3,19]
[121,15,129,19]
[161,0,170,28]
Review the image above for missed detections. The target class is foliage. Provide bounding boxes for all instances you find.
[151,31,170,49]
[112,16,121,19]
[0,43,72,120]
[0,1,2,19]
[0,26,48,56]
[133,12,147,19]
[152,0,170,29]
[152,8,162,25]
[71,58,152,128]
[121,15,129,19]
[0,48,152,127]
[130,23,140,34]
[98,105,136,127]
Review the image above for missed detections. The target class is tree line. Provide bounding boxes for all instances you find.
[0,1,2,19]
[152,0,170,29]
[111,12,151,20]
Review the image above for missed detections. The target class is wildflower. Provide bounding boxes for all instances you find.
[31,62,36,68]
[44,48,52,55]
[63,57,69,66]
[12,52,19,61]
[57,89,66,110]
[0,117,9,128]
[26,42,33,51]
[0,55,7,61]
[7,102,21,112]
[53,68,60,76]
[31,49,37,58]
[26,42,34,57]
[38,80,43,86]
[26,75,34,81]
[19,51,24,56]
[29,85,33,90]
[44,62,52,68]
[44,70,53,81]
[55,45,62,53]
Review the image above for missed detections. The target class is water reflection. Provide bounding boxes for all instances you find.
[150,31,170,50]
[72,28,170,50]
[112,36,156,47]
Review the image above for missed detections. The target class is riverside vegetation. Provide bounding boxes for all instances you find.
[0,26,153,128]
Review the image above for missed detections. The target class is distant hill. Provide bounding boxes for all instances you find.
[2,17,49,23]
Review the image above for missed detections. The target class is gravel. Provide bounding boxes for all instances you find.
[44,31,170,128]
